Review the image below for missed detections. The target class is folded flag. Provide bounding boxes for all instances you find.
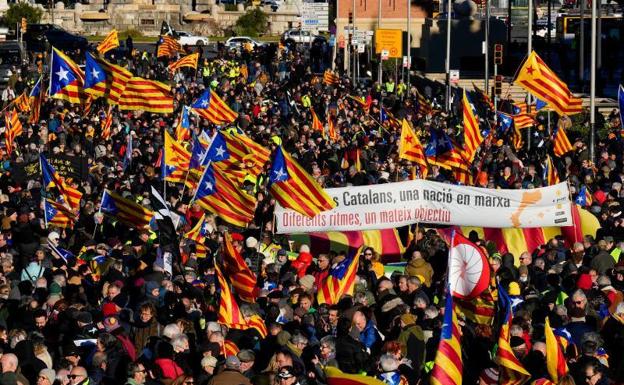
[575,185,592,207]
[191,88,238,125]
[496,284,530,385]
[269,146,336,217]
[193,163,256,227]
[99,189,154,229]
[399,119,428,178]
[430,291,463,385]
[215,262,246,328]
[317,247,362,305]
[545,316,568,382]
[118,77,173,114]
[29,76,43,124]
[13,92,30,112]
[223,233,258,303]
[311,107,324,135]
[462,90,484,162]
[175,106,192,142]
[515,51,582,116]
[497,111,513,134]
[101,105,113,140]
[84,52,132,105]
[97,29,120,55]
[44,199,76,228]
[168,52,199,73]
[552,123,573,157]
[543,155,560,186]
[184,214,211,243]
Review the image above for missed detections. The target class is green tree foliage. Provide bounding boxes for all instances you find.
[234,8,268,37]
[3,3,43,29]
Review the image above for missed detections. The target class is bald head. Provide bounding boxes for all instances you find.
[353,310,367,331]
[1,353,18,373]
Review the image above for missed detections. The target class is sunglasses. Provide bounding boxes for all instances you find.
[68,374,83,379]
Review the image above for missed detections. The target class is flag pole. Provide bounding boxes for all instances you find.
[445,0,452,112]
[589,0,596,163]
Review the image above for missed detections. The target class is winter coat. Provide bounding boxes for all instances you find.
[404,258,433,287]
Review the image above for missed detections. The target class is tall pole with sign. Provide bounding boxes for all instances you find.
[494,43,502,125]
[526,0,533,150]
[589,0,596,162]
[484,0,489,93]
[352,0,357,85]
[406,0,411,90]
[378,0,382,85]
[445,0,452,112]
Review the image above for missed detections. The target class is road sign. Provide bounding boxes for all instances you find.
[358,44,365,53]
[381,50,389,60]
[375,29,402,58]
[301,2,329,31]
[450,69,460,84]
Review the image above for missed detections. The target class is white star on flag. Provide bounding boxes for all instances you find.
[215,146,226,158]
[91,68,100,79]
[56,67,69,82]
[273,168,287,180]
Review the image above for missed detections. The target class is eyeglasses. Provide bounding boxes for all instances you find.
[67,374,84,380]
[184,381,195,384]
[585,373,597,381]
[574,300,584,305]
[364,253,372,256]
[135,369,147,374]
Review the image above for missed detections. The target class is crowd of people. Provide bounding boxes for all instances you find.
[0,35,622,385]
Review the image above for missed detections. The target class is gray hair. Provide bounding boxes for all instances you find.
[171,334,189,351]
[320,336,336,353]
[379,353,400,372]
[163,323,182,339]
[424,306,439,319]
[571,289,587,301]
[596,275,611,287]
[291,333,308,345]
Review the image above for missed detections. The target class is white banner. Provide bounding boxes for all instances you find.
[275,180,572,233]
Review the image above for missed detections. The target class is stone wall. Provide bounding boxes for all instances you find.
[32,0,301,36]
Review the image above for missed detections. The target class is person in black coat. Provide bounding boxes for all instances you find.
[334,317,369,374]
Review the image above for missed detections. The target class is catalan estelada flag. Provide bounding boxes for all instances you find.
[430,292,463,385]
[324,367,386,385]
[223,233,258,303]
[97,29,119,55]
[511,103,536,129]
[49,47,89,105]
[13,92,30,112]
[323,69,340,85]
[454,288,495,325]
[184,214,210,243]
[543,155,560,186]
[204,131,269,177]
[99,189,154,229]
[462,90,484,163]
[40,154,82,211]
[515,51,582,116]
[552,123,573,157]
[399,119,428,178]
[193,163,256,227]
[44,199,76,229]
[191,89,238,125]
[168,52,199,73]
[29,76,43,124]
[415,88,433,116]
[328,117,338,141]
[545,317,568,382]
[5,108,22,141]
[317,247,361,305]
[496,285,530,385]
[157,35,185,58]
[575,185,592,207]
[118,77,173,114]
[84,52,132,105]
[162,130,190,184]
[175,106,192,142]
[214,262,246,328]
[348,94,372,114]
[269,146,336,217]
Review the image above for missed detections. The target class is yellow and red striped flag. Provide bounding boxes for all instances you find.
[168,52,199,73]
[40,154,82,212]
[543,155,559,186]
[323,69,340,85]
[462,90,484,163]
[552,123,573,157]
[192,89,238,125]
[29,76,44,124]
[317,247,362,305]
[118,77,173,114]
[84,53,132,105]
[162,130,190,184]
[399,119,428,178]
[223,339,240,357]
[13,92,30,112]
[215,262,246,328]
[97,30,119,55]
[328,117,338,141]
[101,106,113,140]
[99,190,153,229]
[454,288,495,325]
[44,199,76,229]
[245,314,267,338]
[223,233,258,303]
[311,107,324,135]
[157,35,185,58]
[496,285,530,385]
[545,317,568,383]
[430,292,463,385]
[324,367,386,385]
[515,51,582,116]
[268,146,336,217]
[5,108,23,141]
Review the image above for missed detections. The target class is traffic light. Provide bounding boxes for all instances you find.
[494,75,503,96]
[348,12,353,25]
[494,44,503,65]
[20,18,27,33]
